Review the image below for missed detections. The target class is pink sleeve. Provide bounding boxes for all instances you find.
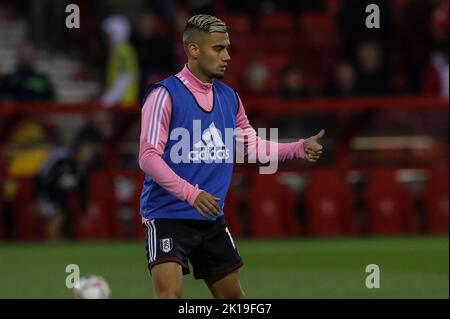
[138,86,202,206]
[235,95,305,161]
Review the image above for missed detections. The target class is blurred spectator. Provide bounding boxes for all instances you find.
[338,0,392,62]
[278,66,310,99]
[74,111,115,170]
[325,62,357,97]
[242,61,270,97]
[1,42,55,101]
[1,42,56,179]
[225,0,324,14]
[64,0,106,69]
[187,0,214,14]
[423,46,449,98]
[276,0,325,13]
[0,63,4,100]
[0,30,69,242]
[430,0,449,45]
[355,41,391,96]
[101,15,139,108]
[172,8,191,70]
[225,0,264,14]
[28,0,66,51]
[131,11,175,96]
[0,1,14,19]
[390,0,434,93]
[4,119,56,176]
[423,0,449,98]
[0,118,56,241]
[35,141,96,240]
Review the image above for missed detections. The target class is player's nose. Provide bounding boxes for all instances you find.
[223,49,231,61]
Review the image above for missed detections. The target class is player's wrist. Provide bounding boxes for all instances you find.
[298,139,306,159]
[187,184,203,207]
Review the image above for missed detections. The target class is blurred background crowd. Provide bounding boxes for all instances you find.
[0,0,448,241]
[0,0,448,102]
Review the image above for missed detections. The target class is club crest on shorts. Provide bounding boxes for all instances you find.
[160,238,173,253]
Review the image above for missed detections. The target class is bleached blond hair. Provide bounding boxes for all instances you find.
[183,14,228,46]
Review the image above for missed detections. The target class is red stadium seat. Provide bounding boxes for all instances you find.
[259,13,296,32]
[248,174,300,238]
[282,183,301,236]
[424,168,449,234]
[227,55,250,79]
[306,170,358,236]
[299,13,339,49]
[256,53,292,71]
[365,170,418,235]
[241,34,266,48]
[228,34,249,53]
[324,0,343,15]
[221,14,251,34]
[259,34,301,52]
[12,177,45,240]
[249,52,291,92]
[73,172,121,240]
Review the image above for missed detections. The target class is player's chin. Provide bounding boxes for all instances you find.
[212,71,226,79]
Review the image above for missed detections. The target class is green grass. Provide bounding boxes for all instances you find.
[0,237,447,299]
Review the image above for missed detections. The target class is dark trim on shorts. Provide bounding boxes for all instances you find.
[211,260,244,277]
[148,257,190,276]
[149,257,188,270]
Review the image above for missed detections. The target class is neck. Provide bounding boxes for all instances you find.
[187,61,212,83]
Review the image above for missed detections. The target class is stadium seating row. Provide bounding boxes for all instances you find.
[225,168,448,237]
[0,168,447,240]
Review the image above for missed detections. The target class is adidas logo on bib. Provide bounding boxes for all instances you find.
[189,122,230,162]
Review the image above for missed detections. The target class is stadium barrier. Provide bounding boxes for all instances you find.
[0,96,448,240]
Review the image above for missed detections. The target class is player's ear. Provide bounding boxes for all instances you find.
[188,43,200,59]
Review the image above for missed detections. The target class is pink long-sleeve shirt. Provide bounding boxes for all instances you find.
[139,65,305,207]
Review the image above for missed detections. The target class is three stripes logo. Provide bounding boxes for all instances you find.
[189,122,230,162]
[160,238,173,253]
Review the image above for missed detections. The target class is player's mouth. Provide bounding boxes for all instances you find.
[219,64,227,71]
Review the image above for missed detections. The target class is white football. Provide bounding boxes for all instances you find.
[74,275,111,299]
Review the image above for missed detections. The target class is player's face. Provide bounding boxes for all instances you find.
[198,32,231,79]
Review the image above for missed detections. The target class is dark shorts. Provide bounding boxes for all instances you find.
[143,216,243,280]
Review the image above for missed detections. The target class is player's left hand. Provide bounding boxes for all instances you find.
[303,129,325,163]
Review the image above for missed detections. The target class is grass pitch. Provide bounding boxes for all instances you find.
[0,237,447,299]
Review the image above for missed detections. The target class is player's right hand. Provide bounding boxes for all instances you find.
[193,191,221,218]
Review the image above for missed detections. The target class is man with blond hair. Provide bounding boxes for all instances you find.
[138,14,325,299]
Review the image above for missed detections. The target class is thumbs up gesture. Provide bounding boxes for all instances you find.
[303,129,325,163]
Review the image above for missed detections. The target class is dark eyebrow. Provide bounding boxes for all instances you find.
[212,44,230,49]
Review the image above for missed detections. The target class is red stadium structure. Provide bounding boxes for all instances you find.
[365,169,419,235]
[425,168,449,234]
[306,169,358,236]
[0,96,447,240]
